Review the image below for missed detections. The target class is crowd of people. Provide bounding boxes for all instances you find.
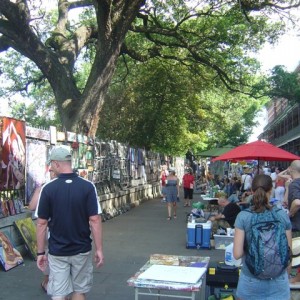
[159,160,300,299]
[27,148,300,300]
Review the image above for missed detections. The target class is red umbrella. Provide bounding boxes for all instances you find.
[212,140,300,163]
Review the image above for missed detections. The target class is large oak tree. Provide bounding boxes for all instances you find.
[0,0,299,137]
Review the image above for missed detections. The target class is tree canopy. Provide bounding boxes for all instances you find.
[0,0,299,153]
[99,56,262,154]
[266,65,300,103]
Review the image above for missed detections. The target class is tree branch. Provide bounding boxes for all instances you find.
[15,74,46,93]
[240,0,300,11]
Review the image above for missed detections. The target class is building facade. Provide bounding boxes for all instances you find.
[259,64,300,164]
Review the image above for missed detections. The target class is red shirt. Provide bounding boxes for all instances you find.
[161,172,167,186]
[276,178,285,187]
[183,174,194,189]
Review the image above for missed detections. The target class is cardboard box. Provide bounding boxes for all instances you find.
[213,234,234,250]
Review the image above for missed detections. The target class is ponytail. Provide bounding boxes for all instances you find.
[252,186,271,212]
[251,174,272,212]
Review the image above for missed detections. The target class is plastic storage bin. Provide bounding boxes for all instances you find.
[213,234,234,250]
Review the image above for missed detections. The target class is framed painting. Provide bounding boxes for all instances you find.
[14,218,37,260]
[0,231,24,271]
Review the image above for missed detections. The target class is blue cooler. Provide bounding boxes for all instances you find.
[186,221,211,249]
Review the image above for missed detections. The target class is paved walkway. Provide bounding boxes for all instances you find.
[0,195,224,300]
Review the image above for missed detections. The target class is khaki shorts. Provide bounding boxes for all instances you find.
[47,251,93,297]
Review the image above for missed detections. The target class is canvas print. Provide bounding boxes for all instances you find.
[14,218,37,260]
[0,199,9,218]
[13,199,24,214]
[0,231,23,271]
[1,117,26,190]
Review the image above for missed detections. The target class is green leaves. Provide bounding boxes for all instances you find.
[98,55,263,154]
[267,65,300,103]
[0,0,298,143]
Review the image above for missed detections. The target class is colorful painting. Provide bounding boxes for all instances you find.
[14,218,37,260]
[1,117,26,190]
[0,231,23,271]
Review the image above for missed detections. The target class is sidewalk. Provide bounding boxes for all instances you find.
[0,196,224,300]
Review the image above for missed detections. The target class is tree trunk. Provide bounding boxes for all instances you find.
[0,0,144,136]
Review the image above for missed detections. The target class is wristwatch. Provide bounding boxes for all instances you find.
[37,251,45,256]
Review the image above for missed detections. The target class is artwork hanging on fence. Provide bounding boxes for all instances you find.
[0,117,26,191]
[14,218,37,260]
[78,143,88,169]
[26,140,48,204]
[0,231,24,271]
[78,169,89,179]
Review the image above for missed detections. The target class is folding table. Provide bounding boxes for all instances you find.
[127,254,210,300]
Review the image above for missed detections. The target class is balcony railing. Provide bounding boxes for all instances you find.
[271,124,300,147]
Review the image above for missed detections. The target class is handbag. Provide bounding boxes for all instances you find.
[240,175,247,193]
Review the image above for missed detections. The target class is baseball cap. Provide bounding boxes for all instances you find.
[47,146,72,164]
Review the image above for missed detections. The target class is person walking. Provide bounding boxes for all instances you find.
[164,169,180,220]
[160,165,169,202]
[29,168,56,293]
[36,146,104,300]
[182,168,194,207]
[233,174,292,300]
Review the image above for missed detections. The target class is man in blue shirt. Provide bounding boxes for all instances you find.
[36,146,104,300]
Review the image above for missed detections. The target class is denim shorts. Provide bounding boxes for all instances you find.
[236,271,290,300]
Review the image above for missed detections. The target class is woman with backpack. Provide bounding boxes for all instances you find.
[233,174,292,300]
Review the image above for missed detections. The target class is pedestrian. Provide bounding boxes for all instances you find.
[287,160,300,284]
[274,167,288,207]
[164,169,180,220]
[29,168,56,293]
[182,168,194,207]
[160,165,169,202]
[240,167,252,193]
[233,174,292,300]
[270,166,278,198]
[36,146,104,300]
